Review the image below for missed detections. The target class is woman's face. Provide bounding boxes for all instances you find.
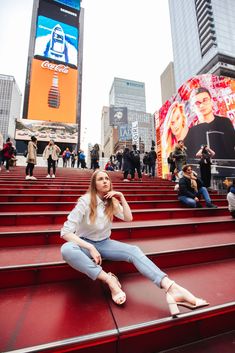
[95,172,111,194]
[170,107,184,137]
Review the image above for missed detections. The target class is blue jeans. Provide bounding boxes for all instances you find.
[61,238,167,287]
[178,186,211,208]
[149,163,156,177]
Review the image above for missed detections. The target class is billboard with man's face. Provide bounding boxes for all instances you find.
[156,74,235,177]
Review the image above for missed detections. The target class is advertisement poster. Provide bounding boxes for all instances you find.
[15,119,78,144]
[53,0,81,11]
[118,124,132,141]
[109,107,128,126]
[156,74,235,177]
[34,16,78,67]
[27,59,78,123]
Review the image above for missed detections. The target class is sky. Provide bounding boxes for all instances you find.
[0,0,173,149]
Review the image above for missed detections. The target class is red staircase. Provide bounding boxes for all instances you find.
[0,167,234,353]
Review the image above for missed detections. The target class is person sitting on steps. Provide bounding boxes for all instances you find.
[60,170,209,317]
[178,164,217,208]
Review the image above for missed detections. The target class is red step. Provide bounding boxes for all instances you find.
[0,260,234,353]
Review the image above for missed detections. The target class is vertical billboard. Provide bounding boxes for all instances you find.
[156,74,235,177]
[27,59,78,123]
[24,0,80,125]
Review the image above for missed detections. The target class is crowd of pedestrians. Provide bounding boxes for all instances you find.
[0,131,234,218]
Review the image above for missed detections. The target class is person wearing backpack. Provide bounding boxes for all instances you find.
[130,144,142,182]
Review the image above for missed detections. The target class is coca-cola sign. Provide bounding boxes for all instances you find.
[41,61,69,74]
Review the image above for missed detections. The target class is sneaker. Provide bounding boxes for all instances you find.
[25,175,31,180]
[52,174,55,178]
[206,203,217,208]
[30,176,37,180]
[123,179,130,182]
[46,174,51,178]
[6,170,10,173]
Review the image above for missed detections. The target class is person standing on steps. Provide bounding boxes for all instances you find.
[43,140,61,178]
[130,144,142,182]
[196,144,215,188]
[60,170,209,316]
[25,136,37,180]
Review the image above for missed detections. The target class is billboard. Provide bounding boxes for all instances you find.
[15,119,78,144]
[132,121,139,149]
[156,74,235,177]
[22,0,80,130]
[118,124,132,141]
[53,0,81,11]
[109,107,128,126]
[34,16,78,67]
[27,59,78,123]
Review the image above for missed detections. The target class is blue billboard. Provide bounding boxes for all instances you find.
[118,124,132,141]
[34,16,78,67]
[53,0,80,11]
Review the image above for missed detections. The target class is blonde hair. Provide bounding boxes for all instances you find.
[87,170,119,224]
[162,102,187,160]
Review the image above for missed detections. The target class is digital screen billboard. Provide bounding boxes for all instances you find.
[15,119,78,144]
[35,15,78,67]
[53,0,80,11]
[27,59,78,123]
[156,74,235,177]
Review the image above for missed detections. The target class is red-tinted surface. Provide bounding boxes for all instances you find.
[0,167,234,353]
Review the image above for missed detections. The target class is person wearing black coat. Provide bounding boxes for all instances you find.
[178,164,217,208]
[122,147,133,181]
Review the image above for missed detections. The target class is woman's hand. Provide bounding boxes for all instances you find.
[104,190,123,199]
[89,246,102,265]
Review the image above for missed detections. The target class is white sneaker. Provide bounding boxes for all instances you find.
[25,175,31,180]
[6,170,10,173]
[30,176,37,180]
[46,174,51,178]
[123,179,130,182]
[52,174,55,178]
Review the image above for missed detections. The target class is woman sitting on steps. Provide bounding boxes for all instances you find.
[60,170,209,317]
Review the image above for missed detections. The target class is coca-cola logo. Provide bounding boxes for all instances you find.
[41,61,69,74]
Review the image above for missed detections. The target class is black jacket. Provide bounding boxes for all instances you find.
[178,176,203,199]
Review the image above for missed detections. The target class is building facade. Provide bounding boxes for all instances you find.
[169,0,235,89]
[0,74,22,141]
[160,61,176,104]
[102,77,155,156]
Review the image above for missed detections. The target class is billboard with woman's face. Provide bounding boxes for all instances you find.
[157,74,235,178]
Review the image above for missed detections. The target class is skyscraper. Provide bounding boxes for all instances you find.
[101,78,155,156]
[169,0,235,89]
[0,74,22,141]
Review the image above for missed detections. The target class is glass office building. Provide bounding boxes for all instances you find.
[109,77,146,112]
[107,77,155,152]
[169,0,235,89]
[0,75,22,141]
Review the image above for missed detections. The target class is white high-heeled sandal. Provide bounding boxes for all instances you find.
[165,281,209,318]
[106,272,126,305]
